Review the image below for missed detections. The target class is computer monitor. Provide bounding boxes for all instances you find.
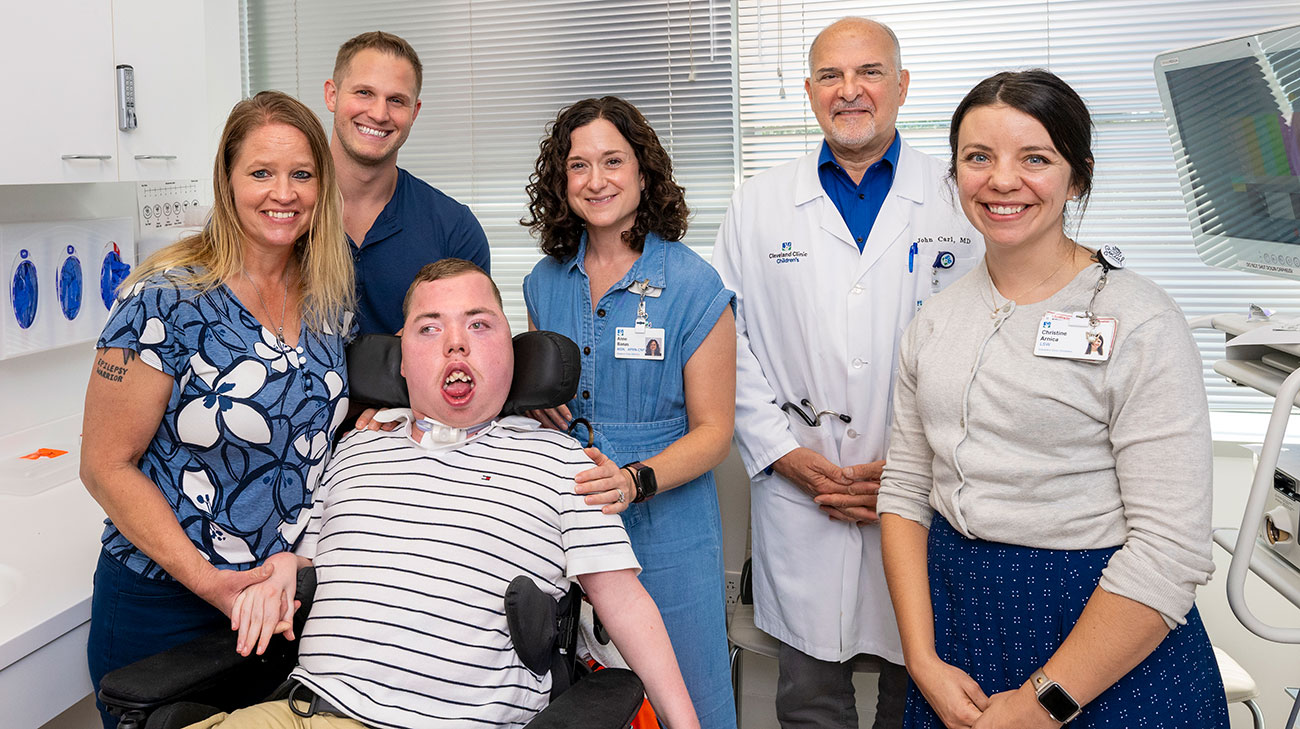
[1154,24,1300,280]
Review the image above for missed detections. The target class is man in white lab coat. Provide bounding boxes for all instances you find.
[712,17,982,729]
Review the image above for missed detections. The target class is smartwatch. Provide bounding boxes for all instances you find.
[622,461,658,503]
[1030,669,1080,723]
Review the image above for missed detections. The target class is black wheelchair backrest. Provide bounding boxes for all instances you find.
[345,330,581,415]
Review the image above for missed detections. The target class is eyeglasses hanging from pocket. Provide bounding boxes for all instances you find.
[568,417,596,448]
[781,398,851,427]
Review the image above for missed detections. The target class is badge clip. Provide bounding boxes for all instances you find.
[633,278,651,332]
[1095,244,1125,272]
[930,251,955,293]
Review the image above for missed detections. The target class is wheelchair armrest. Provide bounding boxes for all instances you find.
[97,567,316,723]
[523,667,645,729]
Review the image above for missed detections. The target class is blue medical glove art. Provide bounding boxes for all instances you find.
[12,251,38,330]
[100,244,131,310]
[58,245,83,321]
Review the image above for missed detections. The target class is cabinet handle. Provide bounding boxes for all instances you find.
[61,154,113,160]
[134,155,178,161]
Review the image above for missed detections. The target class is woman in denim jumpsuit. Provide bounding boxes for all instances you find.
[522,96,738,729]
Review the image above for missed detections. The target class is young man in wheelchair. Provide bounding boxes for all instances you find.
[192,259,699,729]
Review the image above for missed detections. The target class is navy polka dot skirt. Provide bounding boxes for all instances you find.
[903,515,1229,728]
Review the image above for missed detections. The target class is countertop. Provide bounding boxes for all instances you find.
[0,475,105,671]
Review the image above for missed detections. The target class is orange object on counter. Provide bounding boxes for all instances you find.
[19,448,69,460]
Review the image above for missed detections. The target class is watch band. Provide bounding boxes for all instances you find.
[622,461,657,502]
[619,466,636,503]
[1029,669,1081,723]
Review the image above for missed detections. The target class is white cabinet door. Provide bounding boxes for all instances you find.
[0,3,118,184]
[113,0,212,182]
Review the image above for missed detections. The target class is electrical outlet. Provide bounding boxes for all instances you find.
[724,569,742,619]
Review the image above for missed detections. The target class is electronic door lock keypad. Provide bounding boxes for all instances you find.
[117,65,137,131]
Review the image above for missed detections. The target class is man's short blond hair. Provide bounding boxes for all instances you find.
[402,259,503,320]
[334,31,423,97]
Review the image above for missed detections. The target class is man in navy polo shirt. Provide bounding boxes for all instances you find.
[324,31,490,335]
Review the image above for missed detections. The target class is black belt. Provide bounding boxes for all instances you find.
[286,680,352,721]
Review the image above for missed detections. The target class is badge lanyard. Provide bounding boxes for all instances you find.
[1033,245,1122,363]
[634,279,651,332]
[615,279,666,360]
[1084,267,1109,328]
[1083,244,1124,329]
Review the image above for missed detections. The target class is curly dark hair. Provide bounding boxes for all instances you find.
[522,96,689,260]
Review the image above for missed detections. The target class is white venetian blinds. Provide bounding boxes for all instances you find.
[736,0,1300,409]
[240,0,736,331]
[242,1,1300,410]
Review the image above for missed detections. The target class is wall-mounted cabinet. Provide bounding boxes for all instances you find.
[2,0,238,186]
[113,0,215,182]
[3,2,119,184]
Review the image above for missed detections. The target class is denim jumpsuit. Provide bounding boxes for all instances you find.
[524,233,738,729]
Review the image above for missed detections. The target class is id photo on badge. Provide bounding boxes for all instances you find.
[1083,330,1106,359]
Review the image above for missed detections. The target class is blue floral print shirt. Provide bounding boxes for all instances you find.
[96,269,351,578]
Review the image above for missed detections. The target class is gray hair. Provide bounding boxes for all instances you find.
[808,17,903,78]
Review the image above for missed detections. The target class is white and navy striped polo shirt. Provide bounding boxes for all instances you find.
[288,415,639,729]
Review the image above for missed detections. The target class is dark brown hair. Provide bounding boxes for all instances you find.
[949,69,1094,207]
[402,258,501,320]
[522,96,689,260]
[334,31,423,97]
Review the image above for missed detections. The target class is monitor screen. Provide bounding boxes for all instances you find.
[1155,24,1300,278]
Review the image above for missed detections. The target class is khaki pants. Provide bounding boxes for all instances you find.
[185,699,367,729]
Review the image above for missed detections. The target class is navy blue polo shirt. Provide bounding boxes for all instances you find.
[817,133,901,252]
[351,168,491,335]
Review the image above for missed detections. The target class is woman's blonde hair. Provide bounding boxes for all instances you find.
[123,90,354,332]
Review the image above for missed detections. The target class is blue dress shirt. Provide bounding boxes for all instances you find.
[817,133,901,252]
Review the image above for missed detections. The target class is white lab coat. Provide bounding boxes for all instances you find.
[712,140,983,664]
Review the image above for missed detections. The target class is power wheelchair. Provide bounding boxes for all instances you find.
[96,331,645,729]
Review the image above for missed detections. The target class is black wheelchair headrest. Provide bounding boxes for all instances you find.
[345,330,581,416]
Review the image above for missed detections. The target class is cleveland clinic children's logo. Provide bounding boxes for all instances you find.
[769,240,808,264]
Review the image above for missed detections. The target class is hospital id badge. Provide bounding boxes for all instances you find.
[614,326,666,360]
[1034,311,1117,362]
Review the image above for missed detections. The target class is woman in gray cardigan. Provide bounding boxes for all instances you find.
[877,70,1227,729]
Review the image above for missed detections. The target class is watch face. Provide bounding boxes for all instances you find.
[628,462,658,501]
[1039,684,1079,721]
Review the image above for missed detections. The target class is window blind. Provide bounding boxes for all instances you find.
[240,0,737,333]
[242,1,1300,411]
[736,0,1300,410]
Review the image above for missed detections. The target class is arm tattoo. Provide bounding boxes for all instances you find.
[121,349,136,365]
[95,357,128,383]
